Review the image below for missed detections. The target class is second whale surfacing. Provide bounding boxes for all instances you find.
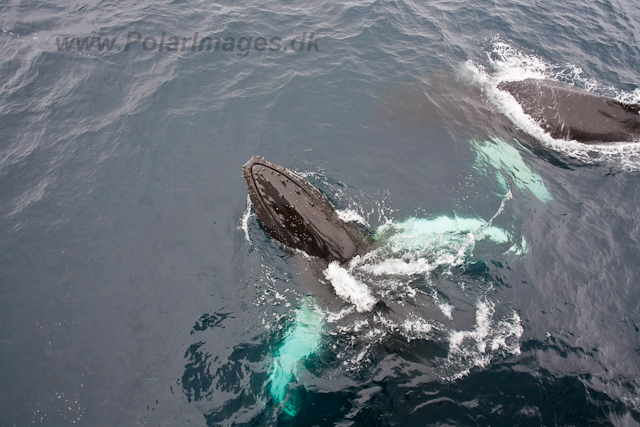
[498,78,640,144]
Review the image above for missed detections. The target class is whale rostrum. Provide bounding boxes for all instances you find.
[242,156,357,263]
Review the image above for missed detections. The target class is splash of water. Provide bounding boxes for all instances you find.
[238,194,253,243]
[446,299,523,380]
[324,262,377,312]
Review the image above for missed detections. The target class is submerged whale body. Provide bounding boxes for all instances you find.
[242,156,357,263]
[497,79,640,144]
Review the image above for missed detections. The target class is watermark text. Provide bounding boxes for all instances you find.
[55,32,320,55]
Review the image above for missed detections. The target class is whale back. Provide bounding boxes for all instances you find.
[242,156,357,263]
[497,79,640,143]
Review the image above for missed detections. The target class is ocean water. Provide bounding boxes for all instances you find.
[2,0,640,425]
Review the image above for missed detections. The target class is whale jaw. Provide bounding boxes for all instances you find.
[242,156,357,263]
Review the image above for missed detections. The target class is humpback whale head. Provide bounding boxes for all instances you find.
[242,156,357,263]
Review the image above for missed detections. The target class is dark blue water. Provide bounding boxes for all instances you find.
[2,0,640,425]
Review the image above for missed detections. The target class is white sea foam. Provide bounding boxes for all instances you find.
[323,262,377,313]
[238,194,253,243]
[438,301,454,320]
[361,257,434,276]
[400,317,434,339]
[325,305,356,323]
[429,289,454,320]
[446,300,523,380]
[336,208,368,225]
[466,40,640,171]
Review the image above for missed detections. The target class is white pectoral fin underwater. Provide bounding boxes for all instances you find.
[470,137,552,203]
[268,296,324,416]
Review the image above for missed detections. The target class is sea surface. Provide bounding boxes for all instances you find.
[2,0,640,425]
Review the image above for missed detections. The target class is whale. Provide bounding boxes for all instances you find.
[241,156,526,415]
[497,79,640,144]
[242,156,374,414]
[242,156,363,263]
